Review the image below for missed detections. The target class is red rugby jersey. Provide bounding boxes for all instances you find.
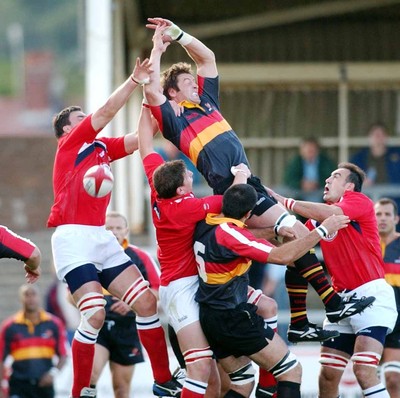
[47,115,128,227]
[306,191,385,291]
[143,152,222,285]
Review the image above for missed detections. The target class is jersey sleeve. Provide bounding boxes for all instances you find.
[0,319,13,360]
[98,136,128,162]
[201,195,223,214]
[217,224,272,263]
[143,152,164,201]
[198,76,220,110]
[52,315,68,357]
[0,226,36,261]
[150,101,183,147]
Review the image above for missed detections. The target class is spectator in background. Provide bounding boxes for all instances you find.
[374,198,400,398]
[0,225,41,283]
[0,284,68,398]
[284,137,335,202]
[89,211,161,398]
[351,123,400,187]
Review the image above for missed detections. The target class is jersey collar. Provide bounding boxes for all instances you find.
[205,213,246,228]
[178,100,205,112]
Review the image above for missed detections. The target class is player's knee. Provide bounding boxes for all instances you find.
[385,370,400,394]
[269,351,299,380]
[77,292,106,332]
[257,295,277,318]
[130,288,157,316]
[184,347,213,380]
[120,278,153,314]
[351,351,381,383]
[278,362,302,384]
[228,362,256,387]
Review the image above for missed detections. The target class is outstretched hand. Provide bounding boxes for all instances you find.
[131,57,153,85]
[151,23,171,53]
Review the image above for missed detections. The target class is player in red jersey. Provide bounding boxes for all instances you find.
[47,58,181,398]
[269,162,396,398]
[0,225,41,283]
[375,198,400,398]
[143,19,372,356]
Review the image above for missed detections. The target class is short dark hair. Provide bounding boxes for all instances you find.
[153,160,186,198]
[161,62,193,100]
[52,105,82,138]
[338,162,366,192]
[222,184,258,219]
[375,197,398,215]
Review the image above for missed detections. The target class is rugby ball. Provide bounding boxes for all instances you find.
[83,164,114,198]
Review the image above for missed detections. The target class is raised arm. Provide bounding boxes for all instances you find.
[91,57,152,131]
[268,188,343,222]
[137,105,159,160]
[147,17,217,78]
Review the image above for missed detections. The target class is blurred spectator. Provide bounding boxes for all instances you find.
[89,211,161,398]
[284,137,335,202]
[156,139,203,186]
[45,277,80,344]
[350,123,400,187]
[0,284,68,398]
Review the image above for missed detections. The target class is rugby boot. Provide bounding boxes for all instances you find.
[326,294,376,323]
[287,322,340,343]
[172,366,186,387]
[255,384,277,398]
[152,378,182,397]
[80,387,97,398]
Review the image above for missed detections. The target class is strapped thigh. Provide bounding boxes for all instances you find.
[269,351,298,378]
[319,353,349,370]
[183,347,213,366]
[228,362,256,386]
[75,292,106,344]
[247,287,263,306]
[120,277,150,307]
[351,351,381,368]
[382,361,400,374]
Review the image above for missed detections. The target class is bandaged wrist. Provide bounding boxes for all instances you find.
[130,75,150,86]
[230,166,248,177]
[274,213,297,235]
[176,31,193,46]
[316,225,328,239]
[284,197,296,211]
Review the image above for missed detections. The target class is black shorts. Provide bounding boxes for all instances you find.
[385,313,400,349]
[247,176,278,217]
[9,378,54,398]
[96,318,144,365]
[199,302,273,359]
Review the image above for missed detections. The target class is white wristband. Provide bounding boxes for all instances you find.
[230,166,248,177]
[316,225,328,239]
[177,32,193,46]
[284,198,296,211]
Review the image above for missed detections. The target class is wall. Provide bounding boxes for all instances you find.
[0,136,56,230]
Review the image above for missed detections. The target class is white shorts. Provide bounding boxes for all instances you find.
[324,278,397,334]
[51,224,131,280]
[159,275,200,333]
